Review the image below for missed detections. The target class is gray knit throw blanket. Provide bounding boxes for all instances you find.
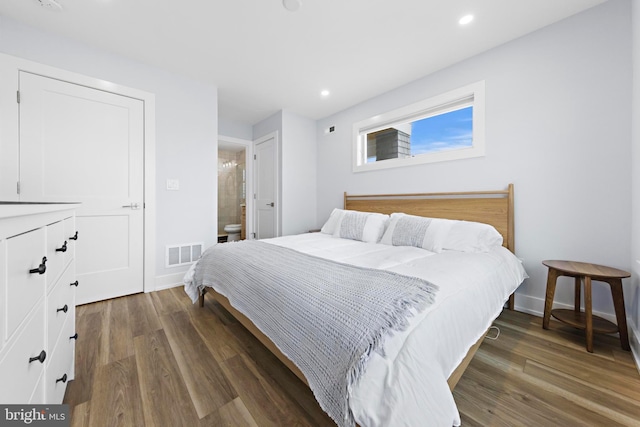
[193,240,438,427]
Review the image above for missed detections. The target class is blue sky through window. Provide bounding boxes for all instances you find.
[410,106,473,155]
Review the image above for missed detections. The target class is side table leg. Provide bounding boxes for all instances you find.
[543,268,559,329]
[608,278,631,351]
[574,277,581,312]
[584,276,594,353]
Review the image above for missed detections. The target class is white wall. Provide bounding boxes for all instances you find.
[0,17,218,285]
[316,0,632,319]
[253,110,317,236]
[219,117,253,141]
[631,0,640,361]
[281,111,317,235]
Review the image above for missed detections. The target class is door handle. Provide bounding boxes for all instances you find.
[266,202,274,207]
[122,203,140,210]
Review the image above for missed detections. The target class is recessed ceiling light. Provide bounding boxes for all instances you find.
[320,90,330,97]
[459,14,474,25]
[283,0,301,12]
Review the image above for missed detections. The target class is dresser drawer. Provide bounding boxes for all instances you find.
[29,371,45,404]
[6,227,46,339]
[46,220,68,291]
[63,217,77,262]
[0,303,46,404]
[45,314,74,404]
[47,261,75,355]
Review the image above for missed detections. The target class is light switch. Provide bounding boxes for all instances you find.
[166,179,180,191]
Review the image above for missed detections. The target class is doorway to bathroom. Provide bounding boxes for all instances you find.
[218,136,252,243]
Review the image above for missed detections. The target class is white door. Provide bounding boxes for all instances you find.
[254,133,279,239]
[19,72,144,305]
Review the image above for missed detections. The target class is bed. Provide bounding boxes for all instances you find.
[183,184,526,426]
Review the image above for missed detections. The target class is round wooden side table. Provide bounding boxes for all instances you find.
[541,260,630,353]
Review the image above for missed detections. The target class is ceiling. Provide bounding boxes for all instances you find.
[0,0,607,126]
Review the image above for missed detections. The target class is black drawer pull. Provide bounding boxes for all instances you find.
[29,257,47,275]
[56,374,67,384]
[70,333,78,340]
[70,280,79,287]
[69,231,78,240]
[28,350,46,364]
[57,304,68,313]
[56,241,67,253]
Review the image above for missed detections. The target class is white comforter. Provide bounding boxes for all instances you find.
[259,233,527,427]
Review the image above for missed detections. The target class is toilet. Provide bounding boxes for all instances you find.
[224,224,242,242]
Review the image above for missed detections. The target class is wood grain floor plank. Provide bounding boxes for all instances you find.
[459,357,620,426]
[97,300,112,366]
[612,346,638,368]
[134,329,200,427]
[494,316,619,362]
[126,292,162,337]
[169,285,194,309]
[470,349,629,426]
[455,376,534,427]
[87,356,145,427]
[225,322,335,427]
[204,295,238,326]
[66,293,640,427]
[150,288,184,317]
[70,401,90,427]
[186,302,242,363]
[482,323,640,400]
[496,308,625,349]
[198,397,259,427]
[523,359,640,425]
[63,311,103,407]
[76,300,107,317]
[104,296,135,365]
[161,310,238,418]
[221,353,314,427]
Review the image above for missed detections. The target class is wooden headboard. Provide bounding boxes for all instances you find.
[344,183,515,253]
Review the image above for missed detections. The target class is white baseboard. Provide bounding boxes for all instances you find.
[154,272,188,291]
[630,323,640,375]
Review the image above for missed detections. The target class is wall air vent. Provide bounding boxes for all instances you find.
[166,242,204,267]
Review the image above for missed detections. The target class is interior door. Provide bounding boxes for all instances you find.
[254,134,278,239]
[19,71,144,305]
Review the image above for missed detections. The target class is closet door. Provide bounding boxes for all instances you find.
[254,133,279,239]
[19,72,144,304]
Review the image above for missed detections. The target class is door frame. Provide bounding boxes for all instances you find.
[218,135,253,239]
[253,131,280,238]
[0,52,156,294]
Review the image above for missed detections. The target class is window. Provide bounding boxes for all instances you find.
[353,81,485,172]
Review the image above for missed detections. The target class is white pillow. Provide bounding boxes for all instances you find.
[442,220,503,253]
[380,213,452,252]
[332,210,389,243]
[320,208,344,235]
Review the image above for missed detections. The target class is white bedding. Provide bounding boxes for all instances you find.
[184,232,526,426]
[260,232,527,427]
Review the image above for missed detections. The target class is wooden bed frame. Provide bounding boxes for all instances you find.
[199,184,516,391]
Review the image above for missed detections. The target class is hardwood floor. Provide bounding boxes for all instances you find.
[64,289,640,426]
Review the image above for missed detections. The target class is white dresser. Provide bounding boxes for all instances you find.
[0,203,79,404]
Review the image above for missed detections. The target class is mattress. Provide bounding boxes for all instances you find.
[185,232,527,426]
